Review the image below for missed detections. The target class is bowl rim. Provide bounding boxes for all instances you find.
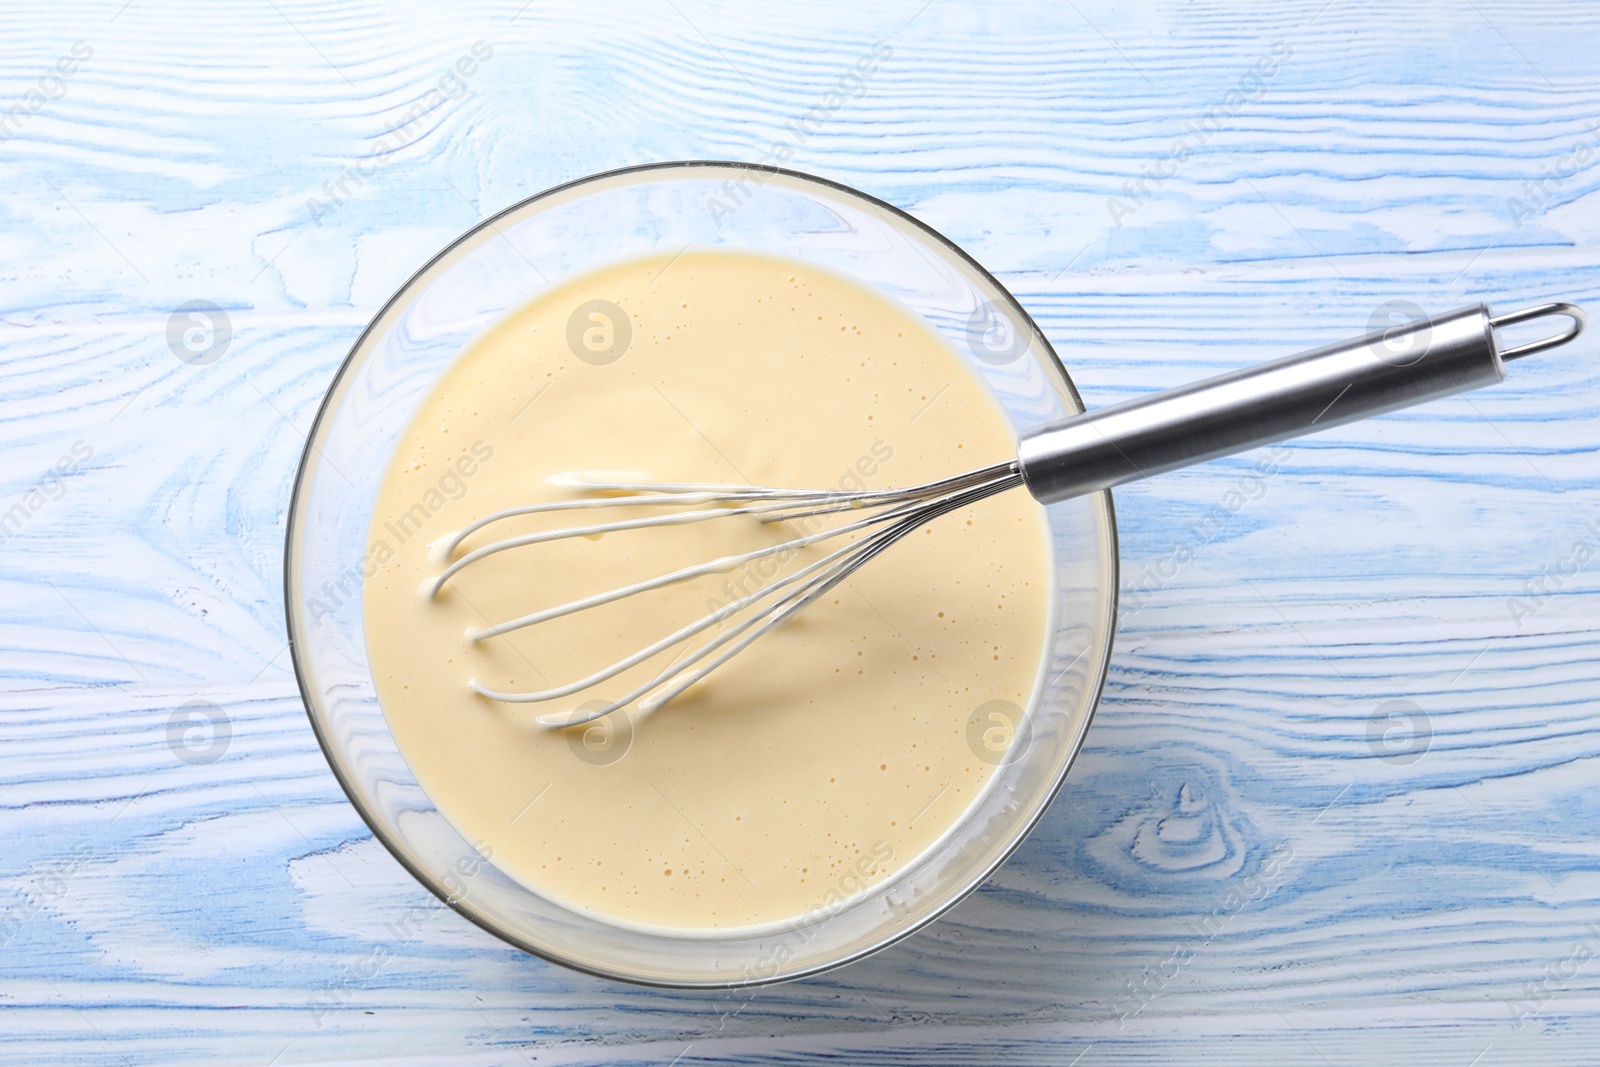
[283,158,1121,987]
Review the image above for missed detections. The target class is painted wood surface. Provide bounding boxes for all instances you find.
[2,0,1599,1062]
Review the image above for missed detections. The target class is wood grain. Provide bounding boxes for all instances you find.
[1,0,1598,1062]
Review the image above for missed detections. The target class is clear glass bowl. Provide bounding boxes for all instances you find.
[285,162,1119,987]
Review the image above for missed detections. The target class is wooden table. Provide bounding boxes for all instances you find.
[3,0,1598,1062]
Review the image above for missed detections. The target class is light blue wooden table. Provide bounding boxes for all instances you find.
[4,1,1599,1062]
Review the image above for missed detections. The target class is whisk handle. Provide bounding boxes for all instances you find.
[1017,302,1585,505]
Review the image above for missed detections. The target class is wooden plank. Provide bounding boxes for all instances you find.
[1,0,1598,1062]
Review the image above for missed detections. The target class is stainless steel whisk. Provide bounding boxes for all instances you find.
[431,301,1586,727]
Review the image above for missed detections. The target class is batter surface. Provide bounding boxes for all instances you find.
[363,250,1053,929]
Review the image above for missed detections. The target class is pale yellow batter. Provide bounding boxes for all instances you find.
[363,250,1053,929]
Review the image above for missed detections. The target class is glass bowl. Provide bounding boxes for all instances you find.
[284,161,1119,987]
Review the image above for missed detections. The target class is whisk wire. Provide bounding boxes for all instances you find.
[473,529,892,712]
[633,473,1025,716]
[436,462,1023,725]
[457,464,1016,642]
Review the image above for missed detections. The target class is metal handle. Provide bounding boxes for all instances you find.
[1017,302,1586,505]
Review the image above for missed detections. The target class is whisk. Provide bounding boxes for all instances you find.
[431,301,1585,727]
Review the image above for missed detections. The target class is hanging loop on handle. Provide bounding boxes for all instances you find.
[1489,302,1587,361]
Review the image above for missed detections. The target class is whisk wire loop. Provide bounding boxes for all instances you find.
[434,463,1022,726]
